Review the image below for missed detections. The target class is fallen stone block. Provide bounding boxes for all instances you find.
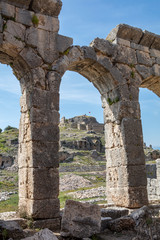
[21,228,58,240]
[101,217,112,232]
[101,207,129,219]
[107,216,135,232]
[0,220,25,240]
[61,200,101,238]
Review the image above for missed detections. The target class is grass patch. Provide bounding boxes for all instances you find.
[59,191,74,208]
[0,181,17,191]
[0,194,18,213]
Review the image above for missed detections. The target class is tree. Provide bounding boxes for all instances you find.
[4,125,16,131]
[0,128,2,133]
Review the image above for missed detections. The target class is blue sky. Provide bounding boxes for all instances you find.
[0,0,160,147]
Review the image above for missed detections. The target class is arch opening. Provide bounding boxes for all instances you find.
[59,70,106,207]
[0,62,21,211]
[139,86,160,203]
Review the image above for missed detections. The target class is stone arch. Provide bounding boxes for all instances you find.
[1,0,160,230]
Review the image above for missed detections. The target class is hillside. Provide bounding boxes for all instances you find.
[0,115,160,212]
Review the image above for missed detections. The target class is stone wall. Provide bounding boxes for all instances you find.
[60,137,104,152]
[147,159,160,202]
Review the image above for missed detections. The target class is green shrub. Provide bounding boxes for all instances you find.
[32,15,39,25]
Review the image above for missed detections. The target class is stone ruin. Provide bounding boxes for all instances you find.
[0,0,160,231]
[60,115,104,134]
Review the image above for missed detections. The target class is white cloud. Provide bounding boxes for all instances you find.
[60,91,101,105]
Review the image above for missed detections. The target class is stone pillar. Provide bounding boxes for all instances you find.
[103,87,148,208]
[18,71,61,229]
[156,159,160,199]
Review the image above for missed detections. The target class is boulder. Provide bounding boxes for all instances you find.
[21,228,58,240]
[61,200,101,238]
[0,220,25,240]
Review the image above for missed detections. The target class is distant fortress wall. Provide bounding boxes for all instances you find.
[60,116,104,134]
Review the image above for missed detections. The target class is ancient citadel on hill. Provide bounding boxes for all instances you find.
[1,0,160,239]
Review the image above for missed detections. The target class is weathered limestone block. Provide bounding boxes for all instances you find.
[31,123,59,142]
[127,165,147,187]
[103,99,140,123]
[0,219,25,240]
[101,208,129,219]
[96,56,113,75]
[47,71,61,92]
[0,33,3,45]
[136,50,152,66]
[20,47,43,68]
[121,118,143,146]
[107,216,135,232]
[106,24,143,44]
[32,0,62,17]
[113,37,130,47]
[61,200,101,238]
[19,167,59,200]
[101,217,112,231]
[150,48,160,58]
[90,37,114,56]
[107,166,128,188]
[156,57,160,64]
[32,219,60,231]
[151,34,160,51]
[130,42,149,53]
[67,46,82,66]
[51,55,70,75]
[29,88,59,111]
[139,30,156,47]
[116,63,134,80]
[37,13,59,32]
[18,139,59,168]
[30,107,59,124]
[105,123,122,149]
[108,165,146,189]
[106,145,145,168]
[2,0,31,9]
[0,15,3,32]
[19,198,60,219]
[0,2,15,18]
[21,228,59,240]
[31,141,59,168]
[107,185,148,208]
[15,8,34,26]
[128,186,148,207]
[152,64,160,76]
[136,64,153,79]
[107,186,130,207]
[31,67,46,90]
[25,27,58,63]
[57,34,73,53]
[3,20,26,55]
[114,45,137,65]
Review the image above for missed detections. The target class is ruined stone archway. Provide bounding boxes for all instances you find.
[1,0,160,230]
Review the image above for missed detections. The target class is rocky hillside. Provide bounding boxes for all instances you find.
[0,126,18,169]
[0,116,160,169]
[0,115,160,212]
